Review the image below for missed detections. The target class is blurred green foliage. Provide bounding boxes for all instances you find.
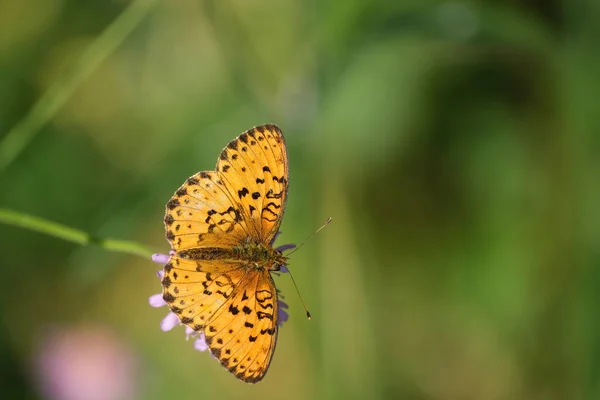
[1,0,600,399]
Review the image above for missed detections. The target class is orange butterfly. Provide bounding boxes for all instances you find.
[157,124,291,383]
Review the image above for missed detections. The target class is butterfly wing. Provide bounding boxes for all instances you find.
[164,170,250,250]
[162,257,281,383]
[161,256,248,329]
[203,269,279,383]
[164,124,288,250]
[215,124,289,244]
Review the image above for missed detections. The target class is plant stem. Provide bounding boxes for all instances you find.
[0,208,153,259]
[0,0,158,171]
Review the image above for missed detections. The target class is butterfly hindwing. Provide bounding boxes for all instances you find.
[162,256,247,329]
[203,270,279,383]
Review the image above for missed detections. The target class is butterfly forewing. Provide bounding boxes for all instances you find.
[164,171,250,250]
[215,124,289,244]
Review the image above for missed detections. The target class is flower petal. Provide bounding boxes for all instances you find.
[185,326,194,338]
[270,231,283,246]
[279,265,289,273]
[278,308,289,326]
[148,294,166,308]
[278,300,289,309]
[193,333,209,352]
[277,299,290,326]
[160,312,180,332]
[275,244,296,252]
[152,253,170,265]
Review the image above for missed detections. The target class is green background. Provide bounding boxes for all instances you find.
[1,0,599,399]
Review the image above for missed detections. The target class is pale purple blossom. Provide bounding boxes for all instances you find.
[148,293,166,308]
[160,312,180,332]
[151,253,170,264]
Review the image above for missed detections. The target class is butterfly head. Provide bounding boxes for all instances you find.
[270,250,289,272]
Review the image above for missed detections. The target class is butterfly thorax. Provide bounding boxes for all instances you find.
[177,243,287,271]
[232,242,287,271]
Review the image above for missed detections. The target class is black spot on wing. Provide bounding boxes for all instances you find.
[238,187,249,198]
[167,199,180,210]
[163,292,175,303]
[228,140,238,150]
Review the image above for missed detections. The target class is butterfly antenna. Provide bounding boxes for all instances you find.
[285,217,332,257]
[282,217,332,320]
[286,267,312,320]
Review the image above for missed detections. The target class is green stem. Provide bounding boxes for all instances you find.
[0,0,158,171]
[0,208,153,259]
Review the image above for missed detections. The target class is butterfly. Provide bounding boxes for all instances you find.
[161,124,289,383]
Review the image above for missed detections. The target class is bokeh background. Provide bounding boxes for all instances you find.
[1,0,599,399]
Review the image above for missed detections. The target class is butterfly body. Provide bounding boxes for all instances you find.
[233,242,288,270]
[176,243,286,268]
[160,124,289,383]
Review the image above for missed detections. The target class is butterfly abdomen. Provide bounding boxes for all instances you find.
[178,247,234,260]
[176,244,286,268]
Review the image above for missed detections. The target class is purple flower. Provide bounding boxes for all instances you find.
[150,234,294,353]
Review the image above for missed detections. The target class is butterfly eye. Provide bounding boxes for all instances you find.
[271,263,282,272]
